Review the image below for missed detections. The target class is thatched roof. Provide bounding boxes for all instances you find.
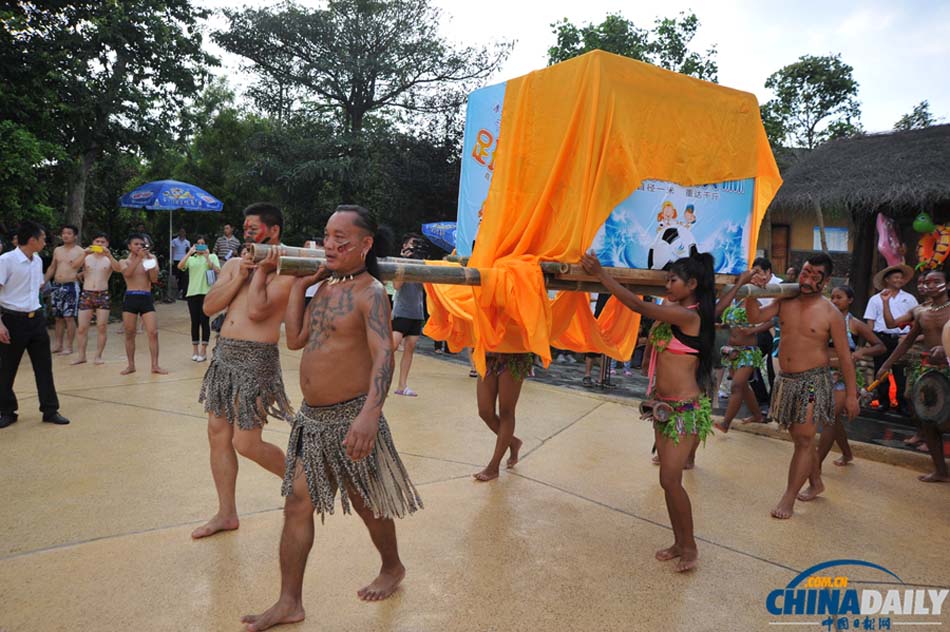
[769,124,950,216]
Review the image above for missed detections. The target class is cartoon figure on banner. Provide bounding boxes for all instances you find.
[913,212,950,271]
[648,201,699,270]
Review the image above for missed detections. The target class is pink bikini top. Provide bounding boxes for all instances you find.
[647,304,701,395]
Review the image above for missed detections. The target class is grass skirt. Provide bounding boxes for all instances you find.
[282,395,423,521]
[198,337,293,430]
[769,366,834,429]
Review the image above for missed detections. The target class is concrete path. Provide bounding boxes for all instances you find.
[1,303,947,631]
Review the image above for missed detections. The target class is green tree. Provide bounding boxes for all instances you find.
[761,54,862,149]
[547,11,718,81]
[0,1,216,234]
[215,0,511,138]
[0,121,61,228]
[894,100,937,131]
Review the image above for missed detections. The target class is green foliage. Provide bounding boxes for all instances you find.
[894,100,938,131]
[0,121,60,228]
[547,11,718,81]
[0,0,217,231]
[761,54,862,149]
[215,0,511,135]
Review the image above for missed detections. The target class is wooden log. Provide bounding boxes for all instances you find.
[277,255,796,298]
[555,263,737,288]
[277,256,483,286]
[726,283,801,299]
[251,243,424,266]
[444,254,569,274]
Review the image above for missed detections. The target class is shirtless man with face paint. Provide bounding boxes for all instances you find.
[745,253,859,519]
[876,269,950,483]
[192,203,297,539]
[241,205,421,631]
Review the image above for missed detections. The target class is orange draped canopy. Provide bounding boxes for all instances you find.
[425,50,782,374]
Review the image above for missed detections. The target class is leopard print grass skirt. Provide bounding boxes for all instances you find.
[282,395,423,522]
[198,337,293,430]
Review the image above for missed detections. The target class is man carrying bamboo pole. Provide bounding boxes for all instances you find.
[242,205,421,631]
[191,203,296,539]
[745,253,859,520]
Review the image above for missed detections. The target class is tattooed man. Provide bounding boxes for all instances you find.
[241,205,422,632]
[193,203,296,539]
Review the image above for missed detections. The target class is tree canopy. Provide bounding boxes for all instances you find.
[894,100,938,131]
[760,54,862,150]
[547,12,718,81]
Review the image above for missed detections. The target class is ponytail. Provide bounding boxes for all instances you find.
[669,251,717,391]
[333,204,393,281]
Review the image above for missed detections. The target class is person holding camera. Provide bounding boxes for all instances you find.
[170,227,191,299]
[391,234,426,397]
[119,233,166,375]
[178,235,220,362]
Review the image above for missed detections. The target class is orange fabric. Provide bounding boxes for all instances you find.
[425,50,782,374]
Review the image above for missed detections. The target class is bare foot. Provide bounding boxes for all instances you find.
[770,500,794,519]
[93,357,105,365]
[120,366,136,375]
[473,467,499,482]
[51,346,63,354]
[655,545,682,561]
[684,461,695,470]
[833,455,853,466]
[70,357,87,366]
[675,549,699,572]
[507,437,522,469]
[713,420,730,434]
[241,598,305,631]
[60,349,73,355]
[651,454,660,465]
[151,366,169,375]
[740,415,764,424]
[191,515,239,539]
[918,472,950,483]
[916,443,930,453]
[357,565,406,601]
[903,434,923,445]
[797,480,824,502]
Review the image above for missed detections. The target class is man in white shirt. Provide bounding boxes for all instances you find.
[0,221,70,428]
[749,257,784,404]
[864,263,918,414]
[171,227,191,299]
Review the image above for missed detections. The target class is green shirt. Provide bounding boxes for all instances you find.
[184,253,220,297]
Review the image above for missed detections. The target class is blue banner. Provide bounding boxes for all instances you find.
[591,178,754,274]
[455,81,506,257]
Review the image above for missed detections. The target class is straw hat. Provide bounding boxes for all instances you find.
[873,263,915,291]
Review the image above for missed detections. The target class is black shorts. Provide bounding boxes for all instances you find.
[123,291,155,315]
[392,317,423,336]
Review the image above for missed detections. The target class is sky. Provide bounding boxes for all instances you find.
[199,0,950,133]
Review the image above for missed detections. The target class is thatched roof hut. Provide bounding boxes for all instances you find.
[767,124,950,311]
[770,124,950,218]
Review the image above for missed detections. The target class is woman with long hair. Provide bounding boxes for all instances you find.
[813,286,884,470]
[582,250,715,572]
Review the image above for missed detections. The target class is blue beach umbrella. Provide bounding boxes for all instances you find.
[119,180,224,298]
[421,221,457,252]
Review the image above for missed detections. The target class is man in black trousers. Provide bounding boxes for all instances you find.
[0,221,70,428]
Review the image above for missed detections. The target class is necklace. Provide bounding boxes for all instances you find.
[928,301,950,312]
[327,268,367,286]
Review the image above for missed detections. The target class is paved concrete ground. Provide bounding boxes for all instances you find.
[1,303,947,632]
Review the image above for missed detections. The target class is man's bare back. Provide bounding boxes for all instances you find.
[52,245,84,283]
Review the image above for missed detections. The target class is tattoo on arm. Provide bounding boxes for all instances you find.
[365,285,391,342]
[370,347,394,409]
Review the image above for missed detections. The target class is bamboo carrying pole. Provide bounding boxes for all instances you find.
[275,252,798,298]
